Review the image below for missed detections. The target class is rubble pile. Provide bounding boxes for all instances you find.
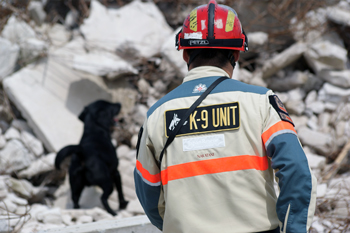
[0,0,350,232]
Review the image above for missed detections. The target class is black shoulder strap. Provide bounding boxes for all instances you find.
[158,76,229,168]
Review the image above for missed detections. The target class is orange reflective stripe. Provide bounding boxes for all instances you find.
[262,121,296,145]
[161,155,268,185]
[136,160,161,184]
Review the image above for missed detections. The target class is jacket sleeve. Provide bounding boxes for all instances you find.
[261,91,317,233]
[134,122,164,230]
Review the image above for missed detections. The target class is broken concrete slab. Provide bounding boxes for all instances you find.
[285,100,305,116]
[4,127,21,140]
[246,31,268,48]
[18,153,56,179]
[51,36,138,114]
[318,70,350,88]
[305,91,325,115]
[39,24,71,48]
[262,43,306,79]
[0,37,19,80]
[1,15,36,44]
[318,82,350,104]
[298,126,335,155]
[104,78,138,116]
[2,31,139,152]
[6,177,46,202]
[80,0,173,59]
[21,130,44,157]
[327,4,350,27]
[0,139,35,174]
[20,37,48,65]
[304,40,348,73]
[71,51,138,78]
[51,36,138,79]
[161,27,187,77]
[267,71,308,92]
[306,152,326,170]
[2,59,84,152]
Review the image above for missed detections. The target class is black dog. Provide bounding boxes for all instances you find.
[55,100,128,216]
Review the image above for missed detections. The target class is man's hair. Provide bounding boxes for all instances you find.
[187,49,232,68]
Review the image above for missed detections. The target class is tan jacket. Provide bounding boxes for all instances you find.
[134,66,317,233]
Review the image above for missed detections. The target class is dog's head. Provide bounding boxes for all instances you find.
[78,100,121,129]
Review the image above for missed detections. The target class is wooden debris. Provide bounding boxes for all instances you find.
[322,140,350,184]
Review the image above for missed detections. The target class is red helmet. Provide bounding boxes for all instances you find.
[176,0,248,52]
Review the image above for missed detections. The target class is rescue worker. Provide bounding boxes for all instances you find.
[134,1,317,232]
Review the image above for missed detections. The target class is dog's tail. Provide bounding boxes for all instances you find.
[55,145,82,170]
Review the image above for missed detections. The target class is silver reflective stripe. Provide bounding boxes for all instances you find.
[283,204,291,233]
[135,169,161,187]
[265,130,297,149]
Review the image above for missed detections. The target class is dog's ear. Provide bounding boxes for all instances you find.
[78,107,88,122]
[114,103,121,115]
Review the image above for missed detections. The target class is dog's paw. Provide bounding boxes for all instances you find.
[119,200,129,210]
[109,210,117,216]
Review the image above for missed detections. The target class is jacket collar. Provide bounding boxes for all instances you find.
[183,66,231,83]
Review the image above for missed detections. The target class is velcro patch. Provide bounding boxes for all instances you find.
[269,95,294,126]
[165,102,240,138]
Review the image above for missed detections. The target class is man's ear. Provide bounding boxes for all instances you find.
[233,50,240,62]
[183,50,190,63]
[78,107,88,122]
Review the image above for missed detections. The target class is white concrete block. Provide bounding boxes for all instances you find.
[2,58,88,152]
[0,139,35,174]
[316,183,327,197]
[298,126,335,155]
[327,6,350,27]
[262,43,306,79]
[161,27,187,77]
[0,37,19,80]
[18,153,56,179]
[319,70,350,88]
[81,0,172,58]
[304,40,348,73]
[1,16,35,44]
[318,83,350,104]
[306,153,326,170]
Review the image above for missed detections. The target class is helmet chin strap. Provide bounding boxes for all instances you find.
[227,51,236,70]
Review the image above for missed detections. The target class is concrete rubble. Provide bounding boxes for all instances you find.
[0,37,19,80]
[80,0,173,59]
[0,0,349,233]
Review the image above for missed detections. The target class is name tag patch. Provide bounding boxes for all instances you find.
[165,102,240,137]
[183,134,225,152]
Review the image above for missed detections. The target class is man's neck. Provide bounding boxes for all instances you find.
[189,64,233,78]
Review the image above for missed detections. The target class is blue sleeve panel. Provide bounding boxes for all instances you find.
[266,133,312,233]
[134,169,163,230]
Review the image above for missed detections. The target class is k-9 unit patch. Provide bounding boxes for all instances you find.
[269,95,294,126]
[164,102,240,137]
